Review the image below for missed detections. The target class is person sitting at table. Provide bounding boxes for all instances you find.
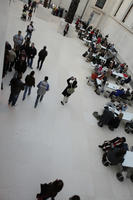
[108,113,123,131]
[110,88,125,98]
[102,147,126,167]
[97,106,114,127]
[122,75,131,85]
[99,137,127,152]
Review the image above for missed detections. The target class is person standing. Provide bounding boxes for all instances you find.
[8,48,16,72]
[28,8,33,21]
[27,43,37,69]
[37,46,48,71]
[61,77,77,105]
[34,76,49,108]
[25,21,34,39]
[31,0,37,12]
[22,71,35,100]
[13,31,23,51]
[63,23,69,36]
[8,73,24,106]
[15,55,27,76]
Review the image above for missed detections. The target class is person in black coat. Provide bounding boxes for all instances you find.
[61,77,77,105]
[8,73,24,106]
[22,71,35,100]
[36,179,64,200]
[102,148,126,167]
[15,56,27,75]
[37,46,48,71]
[27,42,37,68]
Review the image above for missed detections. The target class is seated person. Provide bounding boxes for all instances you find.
[102,148,126,167]
[98,107,114,127]
[124,75,131,84]
[107,113,123,131]
[110,88,125,98]
[99,137,127,152]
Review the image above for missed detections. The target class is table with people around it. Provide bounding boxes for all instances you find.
[75,17,133,183]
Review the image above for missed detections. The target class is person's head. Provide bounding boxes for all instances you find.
[53,179,64,192]
[31,42,34,47]
[30,71,35,76]
[18,31,21,36]
[69,195,80,200]
[121,137,126,143]
[43,46,46,50]
[30,21,33,25]
[44,76,48,81]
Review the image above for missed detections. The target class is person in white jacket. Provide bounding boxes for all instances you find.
[34,76,49,108]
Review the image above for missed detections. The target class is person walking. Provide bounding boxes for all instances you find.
[37,46,48,71]
[61,76,77,105]
[34,76,49,108]
[25,21,34,39]
[22,71,35,101]
[63,23,69,36]
[13,31,23,51]
[14,55,27,77]
[27,42,37,69]
[31,0,37,12]
[8,73,24,106]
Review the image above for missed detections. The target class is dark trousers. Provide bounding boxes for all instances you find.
[64,30,67,36]
[34,94,44,108]
[37,58,45,70]
[8,92,19,106]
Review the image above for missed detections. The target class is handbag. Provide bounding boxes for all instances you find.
[67,86,75,95]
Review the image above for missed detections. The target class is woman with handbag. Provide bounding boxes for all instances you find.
[61,77,77,105]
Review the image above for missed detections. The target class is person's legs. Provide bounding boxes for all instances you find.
[22,86,28,100]
[39,59,44,71]
[61,96,68,105]
[30,58,33,68]
[40,94,44,102]
[28,58,33,68]
[37,58,41,69]
[34,95,40,108]
[11,94,19,106]
[8,93,13,104]
[28,86,32,95]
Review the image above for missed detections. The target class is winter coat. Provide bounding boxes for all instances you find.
[37,81,49,96]
[106,148,124,165]
[38,49,48,60]
[62,78,77,97]
[9,50,16,62]
[27,46,37,58]
[10,78,24,95]
[15,60,27,73]
[25,75,35,87]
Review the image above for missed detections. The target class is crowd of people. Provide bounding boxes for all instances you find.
[21,0,37,21]
[74,18,133,181]
[2,1,133,197]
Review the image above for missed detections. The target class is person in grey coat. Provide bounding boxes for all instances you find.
[34,76,49,108]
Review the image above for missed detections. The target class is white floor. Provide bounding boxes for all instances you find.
[0,1,133,200]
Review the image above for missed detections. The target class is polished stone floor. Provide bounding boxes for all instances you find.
[0,1,133,200]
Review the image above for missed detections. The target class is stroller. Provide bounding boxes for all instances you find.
[125,120,133,134]
[21,10,27,21]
